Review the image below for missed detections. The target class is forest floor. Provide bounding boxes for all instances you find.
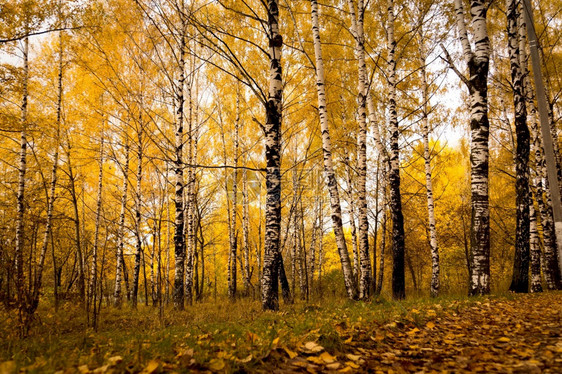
[0,291,561,373]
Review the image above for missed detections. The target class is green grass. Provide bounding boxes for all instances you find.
[0,292,506,372]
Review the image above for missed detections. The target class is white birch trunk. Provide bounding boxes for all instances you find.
[242,167,252,295]
[310,0,358,299]
[387,0,406,300]
[454,0,491,295]
[14,35,29,312]
[519,9,561,290]
[228,95,240,300]
[507,0,531,293]
[32,27,63,311]
[131,130,144,309]
[88,133,104,320]
[345,156,360,283]
[347,0,372,299]
[114,135,130,307]
[529,188,542,292]
[419,39,439,297]
[261,0,284,311]
[173,18,187,309]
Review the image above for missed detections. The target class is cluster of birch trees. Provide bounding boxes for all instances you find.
[0,0,561,330]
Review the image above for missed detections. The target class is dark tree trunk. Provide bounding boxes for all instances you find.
[261,0,284,311]
[507,0,530,293]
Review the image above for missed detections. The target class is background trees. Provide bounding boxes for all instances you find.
[0,0,561,324]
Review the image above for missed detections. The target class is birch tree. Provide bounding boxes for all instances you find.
[87,131,104,326]
[419,37,439,297]
[172,5,188,310]
[447,0,492,295]
[310,0,358,300]
[261,0,284,311]
[518,6,562,290]
[113,134,130,307]
[506,0,530,293]
[387,0,406,300]
[347,0,373,300]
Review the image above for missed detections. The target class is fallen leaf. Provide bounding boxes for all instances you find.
[300,341,324,354]
[238,354,253,363]
[140,360,160,374]
[247,332,260,343]
[326,362,341,370]
[426,321,435,329]
[319,352,336,364]
[498,337,511,343]
[284,347,298,359]
[407,328,420,335]
[0,362,16,374]
[91,365,109,373]
[346,361,360,369]
[208,358,225,372]
[307,356,324,365]
[107,356,123,366]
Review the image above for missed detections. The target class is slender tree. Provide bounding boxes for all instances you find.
[113,134,130,307]
[172,8,188,310]
[88,131,104,326]
[347,0,372,300]
[518,6,562,290]
[261,0,284,311]
[446,0,492,295]
[507,0,530,293]
[310,0,358,300]
[131,124,144,309]
[387,0,406,300]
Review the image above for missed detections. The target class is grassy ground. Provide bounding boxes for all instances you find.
[1,291,557,373]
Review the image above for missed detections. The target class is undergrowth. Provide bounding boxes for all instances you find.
[0,291,519,372]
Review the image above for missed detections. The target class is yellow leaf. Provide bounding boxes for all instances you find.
[326,362,341,370]
[407,328,420,335]
[284,347,298,359]
[306,356,324,365]
[247,332,260,343]
[301,341,324,354]
[338,367,353,373]
[208,358,225,372]
[272,337,280,347]
[107,356,123,366]
[345,354,360,361]
[0,362,16,374]
[319,352,336,364]
[343,336,353,344]
[345,361,360,369]
[498,337,511,343]
[141,360,160,374]
[443,339,455,345]
[238,354,253,363]
[426,321,435,329]
[291,360,309,368]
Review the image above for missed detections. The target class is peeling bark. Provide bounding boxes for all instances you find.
[261,0,283,311]
[454,0,491,296]
[114,136,130,307]
[507,0,530,293]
